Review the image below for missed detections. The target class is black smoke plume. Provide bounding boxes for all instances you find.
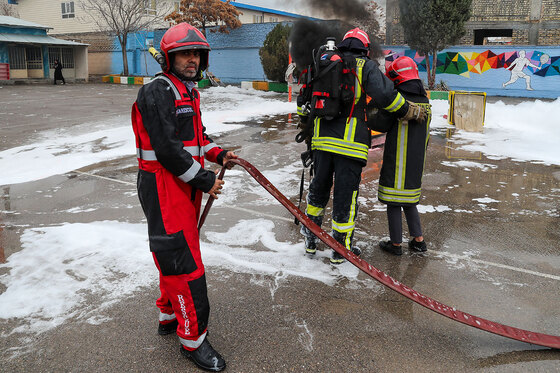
[306,0,369,21]
[288,19,352,70]
[288,0,383,70]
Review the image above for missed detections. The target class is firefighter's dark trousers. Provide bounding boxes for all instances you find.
[301,150,363,250]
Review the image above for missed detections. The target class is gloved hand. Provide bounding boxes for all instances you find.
[400,101,427,122]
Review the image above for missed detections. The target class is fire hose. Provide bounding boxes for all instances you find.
[198,157,560,349]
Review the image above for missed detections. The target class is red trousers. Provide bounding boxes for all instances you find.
[137,167,209,350]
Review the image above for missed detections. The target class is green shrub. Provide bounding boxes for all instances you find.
[259,23,291,82]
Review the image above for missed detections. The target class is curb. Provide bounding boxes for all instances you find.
[102,75,211,89]
[241,81,289,93]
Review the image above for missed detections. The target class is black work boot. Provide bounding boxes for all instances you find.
[330,246,361,264]
[409,238,427,252]
[379,240,403,256]
[301,214,323,255]
[304,236,317,254]
[158,319,178,335]
[181,338,226,372]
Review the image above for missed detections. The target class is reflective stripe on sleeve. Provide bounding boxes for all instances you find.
[179,331,207,350]
[183,146,202,157]
[178,161,201,183]
[384,92,405,113]
[136,148,158,161]
[203,143,218,155]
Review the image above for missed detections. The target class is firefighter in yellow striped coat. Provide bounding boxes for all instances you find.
[298,29,427,264]
[373,56,432,255]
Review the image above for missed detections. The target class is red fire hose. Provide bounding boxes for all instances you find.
[199,157,560,349]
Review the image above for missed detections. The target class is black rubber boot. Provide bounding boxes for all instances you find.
[301,214,323,254]
[409,238,427,252]
[158,319,178,335]
[330,246,361,264]
[304,236,317,254]
[181,338,226,372]
[379,240,403,256]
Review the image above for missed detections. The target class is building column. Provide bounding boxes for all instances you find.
[529,0,543,45]
[385,0,397,45]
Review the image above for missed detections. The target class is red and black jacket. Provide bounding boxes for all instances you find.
[132,72,227,194]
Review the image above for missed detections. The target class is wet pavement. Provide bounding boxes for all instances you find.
[0,84,559,372]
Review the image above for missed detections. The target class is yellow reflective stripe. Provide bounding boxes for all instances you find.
[312,137,369,152]
[306,203,324,217]
[297,106,305,115]
[332,220,355,233]
[379,185,421,195]
[379,185,421,204]
[378,192,421,204]
[349,190,358,223]
[354,58,365,105]
[311,140,369,160]
[344,117,357,142]
[314,117,321,138]
[384,92,405,112]
[394,121,408,189]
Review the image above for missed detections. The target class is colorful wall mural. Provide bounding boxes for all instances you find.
[383,46,560,99]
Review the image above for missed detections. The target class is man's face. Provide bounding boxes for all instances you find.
[172,49,201,80]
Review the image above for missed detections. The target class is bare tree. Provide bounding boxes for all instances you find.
[0,2,19,17]
[165,0,242,36]
[355,1,385,41]
[80,0,171,76]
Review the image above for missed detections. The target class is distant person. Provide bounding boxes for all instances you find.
[503,50,540,91]
[371,56,432,256]
[53,59,65,85]
[131,23,237,372]
[297,28,427,264]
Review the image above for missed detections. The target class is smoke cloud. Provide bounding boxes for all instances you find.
[288,0,383,70]
[306,0,369,21]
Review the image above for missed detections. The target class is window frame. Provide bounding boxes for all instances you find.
[61,1,75,19]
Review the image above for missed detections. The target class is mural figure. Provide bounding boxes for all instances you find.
[502,50,540,90]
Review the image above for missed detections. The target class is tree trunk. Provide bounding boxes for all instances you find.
[431,49,438,90]
[425,51,434,90]
[120,34,129,76]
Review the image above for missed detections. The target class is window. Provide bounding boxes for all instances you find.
[49,47,74,69]
[61,2,75,18]
[252,14,264,23]
[269,17,278,22]
[145,0,156,15]
[25,47,42,70]
[474,29,513,45]
[174,1,181,12]
[8,47,26,70]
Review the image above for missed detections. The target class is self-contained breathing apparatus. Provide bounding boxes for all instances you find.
[294,37,361,222]
[296,37,360,154]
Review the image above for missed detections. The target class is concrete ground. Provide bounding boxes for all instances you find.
[0,84,559,372]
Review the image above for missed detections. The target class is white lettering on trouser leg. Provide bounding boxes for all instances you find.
[177,295,190,335]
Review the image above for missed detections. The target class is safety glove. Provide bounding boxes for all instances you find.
[400,101,427,123]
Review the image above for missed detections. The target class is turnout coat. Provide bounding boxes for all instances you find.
[372,80,432,206]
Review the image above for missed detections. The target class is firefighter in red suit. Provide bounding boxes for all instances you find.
[131,23,236,372]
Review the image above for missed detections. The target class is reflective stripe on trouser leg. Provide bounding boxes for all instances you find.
[303,150,335,240]
[332,190,358,249]
[159,311,176,322]
[331,156,363,250]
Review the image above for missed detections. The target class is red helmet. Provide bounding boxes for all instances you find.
[160,23,210,77]
[386,56,420,85]
[342,28,370,49]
